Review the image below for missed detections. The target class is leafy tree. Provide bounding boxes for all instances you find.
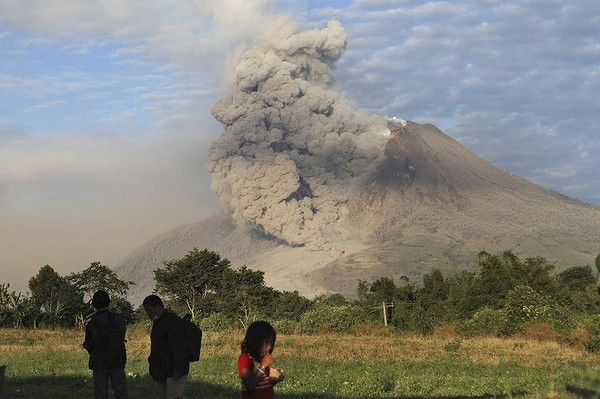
[154,248,230,320]
[68,262,132,303]
[271,291,312,321]
[217,267,278,328]
[110,297,135,324]
[358,278,397,306]
[520,257,556,295]
[554,266,599,313]
[417,269,447,324]
[477,251,522,308]
[476,251,554,308]
[0,284,39,328]
[66,262,133,327]
[556,266,597,291]
[29,265,82,323]
[370,277,397,304]
[313,293,350,307]
[445,270,479,320]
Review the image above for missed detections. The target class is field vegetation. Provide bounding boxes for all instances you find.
[1,327,599,398]
[1,250,599,397]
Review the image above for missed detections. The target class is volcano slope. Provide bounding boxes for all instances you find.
[117,119,600,302]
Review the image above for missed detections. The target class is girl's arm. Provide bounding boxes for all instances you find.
[238,366,266,390]
[238,354,272,390]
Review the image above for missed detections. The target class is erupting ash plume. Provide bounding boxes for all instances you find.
[208,20,391,250]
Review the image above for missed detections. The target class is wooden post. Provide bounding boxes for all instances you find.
[382,301,388,326]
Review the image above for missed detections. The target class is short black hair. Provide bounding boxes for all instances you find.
[241,320,276,361]
[142,294,164,308]
[92,290,110,309]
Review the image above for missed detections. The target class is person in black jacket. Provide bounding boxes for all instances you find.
[143,294,189,399]
[83,290,129,399]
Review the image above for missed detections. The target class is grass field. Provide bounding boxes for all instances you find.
[1,327,599,398]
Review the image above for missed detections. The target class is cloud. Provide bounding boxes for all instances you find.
[306,0,600,204]
[0,0,274,78]
[0,1,276,290]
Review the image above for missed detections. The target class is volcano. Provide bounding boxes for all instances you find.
[117,119,600,302]
[115,20,600,303]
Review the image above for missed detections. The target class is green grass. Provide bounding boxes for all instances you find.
[1,328,599,398]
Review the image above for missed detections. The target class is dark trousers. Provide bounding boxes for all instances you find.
[92,368,129,399]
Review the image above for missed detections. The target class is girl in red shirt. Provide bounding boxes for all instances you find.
[237,321,283,399]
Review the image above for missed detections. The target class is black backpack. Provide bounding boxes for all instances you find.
[181,314,202,362]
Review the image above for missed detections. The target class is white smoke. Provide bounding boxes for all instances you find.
[208,20,390,249]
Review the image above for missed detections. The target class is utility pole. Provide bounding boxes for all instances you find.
[380,301,394,326]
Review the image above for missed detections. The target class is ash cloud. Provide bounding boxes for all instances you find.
[209,20,390,250]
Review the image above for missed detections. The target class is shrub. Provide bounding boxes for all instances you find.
[586,335,600,353]
[505,285,571,333]
[518,323,560,342]
[406,304,434,335]
[432,325,458,339]
[562,327,591,350]
[200,312,233,331]
[575,314,600,336]
[459,307,509,337]
[297,305,370,334]
[444,338,462,354]
[271,319,298,334]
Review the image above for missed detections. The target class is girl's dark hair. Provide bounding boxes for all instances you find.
[241,320,276,360]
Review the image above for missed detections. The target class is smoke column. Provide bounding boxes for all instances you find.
[209,20,390,250]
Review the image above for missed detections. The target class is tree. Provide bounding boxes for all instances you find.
[29,265,81,322]
[554,266,599,313]
[154,249,230,320]
[68,262,132,303]
[370,277,397,304]
[556,266,597,291]
[476,251,555,308]
[445,270,479,320]
[313,293,349,307]
[271,291,312,321]
[417,269,448,325]
[0,284,39,328]
[217,267,278,328]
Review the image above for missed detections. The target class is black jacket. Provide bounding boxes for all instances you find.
[148,309,189,381]
[83,309,127,370]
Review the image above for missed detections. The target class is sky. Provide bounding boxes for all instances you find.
[1,0,599,292]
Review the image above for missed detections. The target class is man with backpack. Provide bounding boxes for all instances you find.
[83,290,129,399]
[143,294,201,399]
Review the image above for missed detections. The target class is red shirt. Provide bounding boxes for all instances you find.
[237,353,275,399]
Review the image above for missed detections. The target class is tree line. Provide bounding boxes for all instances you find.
[1,249,599,351]
[0,262,134,328]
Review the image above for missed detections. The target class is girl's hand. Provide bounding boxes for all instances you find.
[260,353,273,369]
[269,367,284,385]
